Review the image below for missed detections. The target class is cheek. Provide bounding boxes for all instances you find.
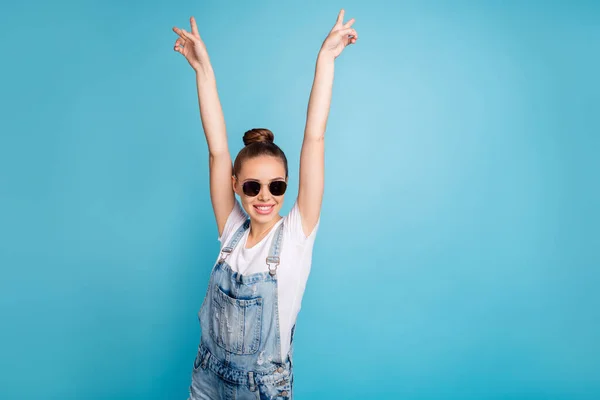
[275,196,285,207]
[239,197,252,211]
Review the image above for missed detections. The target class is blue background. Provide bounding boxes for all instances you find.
[1,0,599,399]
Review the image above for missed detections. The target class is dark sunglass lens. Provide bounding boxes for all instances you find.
[269,181,287,196]
[242,181,261,197]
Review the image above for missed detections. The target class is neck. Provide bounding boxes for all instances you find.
[249,215,282,240]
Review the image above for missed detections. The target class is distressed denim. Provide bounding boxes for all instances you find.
[188,219,294,400]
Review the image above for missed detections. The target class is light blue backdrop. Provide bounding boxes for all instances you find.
[1,0,598,399]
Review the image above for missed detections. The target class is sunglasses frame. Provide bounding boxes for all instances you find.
[239,179,287,197]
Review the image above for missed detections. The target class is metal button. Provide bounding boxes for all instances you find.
[277,367,284,373]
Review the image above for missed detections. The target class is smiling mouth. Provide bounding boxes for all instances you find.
[254,204,275,215]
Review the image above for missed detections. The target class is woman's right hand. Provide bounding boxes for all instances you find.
[173,17,210,72]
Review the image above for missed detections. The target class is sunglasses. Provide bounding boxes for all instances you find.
[241,180,287,197]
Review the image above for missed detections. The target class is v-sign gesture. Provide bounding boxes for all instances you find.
[173,17,211,72]
[320,9,358,59]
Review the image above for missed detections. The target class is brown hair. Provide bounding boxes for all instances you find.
[233,128,288,178]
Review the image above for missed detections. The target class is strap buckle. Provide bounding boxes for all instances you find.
[219,247,233,263]
[266,256,280,276]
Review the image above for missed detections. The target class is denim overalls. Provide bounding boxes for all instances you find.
[188,219,294,400]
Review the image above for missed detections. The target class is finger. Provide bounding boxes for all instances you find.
[172,26,185,39]
[343,18,355,29]
[173,26,195,42]
[190,16,200,37]
[338,28,357,39]
[180,28,196,41]
[175,38,186,51]
[335,9,344,26]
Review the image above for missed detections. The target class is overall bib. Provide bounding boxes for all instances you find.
[189,219,294,400]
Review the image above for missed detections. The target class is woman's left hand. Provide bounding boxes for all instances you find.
[320,9,358,59]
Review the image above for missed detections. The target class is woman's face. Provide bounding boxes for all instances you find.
[233,156,287,224]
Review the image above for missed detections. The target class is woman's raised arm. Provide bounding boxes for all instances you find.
[173,17,235,237]
[297,10,357,237]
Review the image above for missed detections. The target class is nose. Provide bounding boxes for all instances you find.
[257,184,270,201]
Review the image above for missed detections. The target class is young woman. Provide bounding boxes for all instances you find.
[172,10,357,400]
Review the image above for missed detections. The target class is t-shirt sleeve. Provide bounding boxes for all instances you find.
[217,198,248,244]
[283,199,320,245]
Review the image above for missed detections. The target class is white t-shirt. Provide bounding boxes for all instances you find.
[216,198,319,358]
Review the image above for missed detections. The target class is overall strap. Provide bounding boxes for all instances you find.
[266,221,284,276]
[219,219,250,261]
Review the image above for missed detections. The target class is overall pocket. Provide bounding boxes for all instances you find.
[209,285,263,355]
[193,350,202,371]
[258,375,292,400]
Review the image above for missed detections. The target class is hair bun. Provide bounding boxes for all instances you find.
[243,128,275,146]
